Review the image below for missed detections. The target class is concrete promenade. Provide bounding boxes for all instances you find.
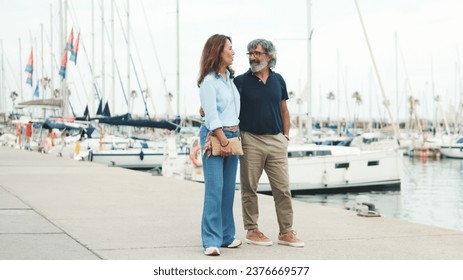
[1,146,463,260]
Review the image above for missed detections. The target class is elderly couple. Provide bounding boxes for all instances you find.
[198,35,304,256]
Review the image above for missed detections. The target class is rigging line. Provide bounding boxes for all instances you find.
[140,0,170,105]
[94,1,129,108]
[455,44,463,128]
[69,98,77,117]
[68,0,103,103]
[29,14,84,109]
[48,25,87,111]
[91,0,132,111]
[92,83,101,101]
[337,52,352,123]
[71,62,90,112]
[354,0,399,142]
[129,16,156,116]
[113,0,151,119]
[55,56,82,111]
[126,1,155,116]
[92,0,130,109]
[93,0,129,109]
[129,29,157,116]
[397,38,423,133]
[5,56,20,90]
[41,27,60,75]
[114,55,129,108]
[57,9,91,113]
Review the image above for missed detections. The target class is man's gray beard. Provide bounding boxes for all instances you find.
[250,61,268,73]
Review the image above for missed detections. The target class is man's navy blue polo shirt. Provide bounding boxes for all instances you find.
[234,69,289,135]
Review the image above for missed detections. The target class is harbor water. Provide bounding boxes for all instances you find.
[294,157,463,232]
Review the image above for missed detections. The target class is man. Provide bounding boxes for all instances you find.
[234,38,304,247]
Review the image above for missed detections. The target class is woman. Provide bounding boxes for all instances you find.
[197,34,241,256]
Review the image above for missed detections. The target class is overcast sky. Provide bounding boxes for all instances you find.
[1,0,463,122]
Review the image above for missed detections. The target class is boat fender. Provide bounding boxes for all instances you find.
[344,168,350,183]
[190,145,203,167]
[322,170,328,187]
[139,150,144,160]
[88,150,93,161]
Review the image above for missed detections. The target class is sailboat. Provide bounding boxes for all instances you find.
[439,135,463,159]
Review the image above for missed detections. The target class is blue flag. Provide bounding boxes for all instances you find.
[33,82,40,97]
[70,32,80,64]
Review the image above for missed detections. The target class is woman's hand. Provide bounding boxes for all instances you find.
[220,144,233,156]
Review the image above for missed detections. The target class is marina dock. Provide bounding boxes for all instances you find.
[1,146,463,260]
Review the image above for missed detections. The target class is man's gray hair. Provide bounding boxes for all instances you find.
[247,38,277,69]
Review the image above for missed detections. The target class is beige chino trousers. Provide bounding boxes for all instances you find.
[240,131,293,234]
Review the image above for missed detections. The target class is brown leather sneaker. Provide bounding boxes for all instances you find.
[278,230,304,247]
[245,228,273,246]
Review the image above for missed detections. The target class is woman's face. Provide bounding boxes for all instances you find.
[221,39,235,67]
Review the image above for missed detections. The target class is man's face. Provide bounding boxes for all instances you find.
[248,45,270,72]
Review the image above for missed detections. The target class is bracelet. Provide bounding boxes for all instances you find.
[221,140,230,147]
[284,134,290,141]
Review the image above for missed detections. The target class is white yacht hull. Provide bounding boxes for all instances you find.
[439,145,463,159]
[185,144,402,194]
[88,148,167,170]
[257,147,401,194]
[439,136,463,159]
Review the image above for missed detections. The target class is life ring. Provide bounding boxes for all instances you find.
[190,145,203,167]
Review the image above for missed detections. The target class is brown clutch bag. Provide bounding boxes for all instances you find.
[210,135,244,156]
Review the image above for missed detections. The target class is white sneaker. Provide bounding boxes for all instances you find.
[227,239,242,248]
[204,247,220,256]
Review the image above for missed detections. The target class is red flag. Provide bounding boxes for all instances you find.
[25,48,33,86]
[66,28,74,52]
[59,51,68,79]
[70,32,80,64]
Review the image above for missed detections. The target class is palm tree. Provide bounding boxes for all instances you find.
[408,96,420,130]
[352,91,363,124]
[326,91,335,123]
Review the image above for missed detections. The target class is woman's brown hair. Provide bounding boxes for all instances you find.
[197,34,235,87]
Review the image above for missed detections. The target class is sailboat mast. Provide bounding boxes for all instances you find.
[1,41,3,112]
[91,0,95,115]
[176,0,180,117]
[60,0,70,117]
[49,4,54,100]
[110,0,115,114]
[126,0,130,114]
[395,32,399,124]
[101,0,106,106]
[354,0,398,140]
[19,38,23,102]
[306,0,313,142]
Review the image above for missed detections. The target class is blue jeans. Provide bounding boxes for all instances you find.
[200,125,239,249]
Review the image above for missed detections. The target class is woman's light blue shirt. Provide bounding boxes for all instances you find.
[199,71,240,131]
